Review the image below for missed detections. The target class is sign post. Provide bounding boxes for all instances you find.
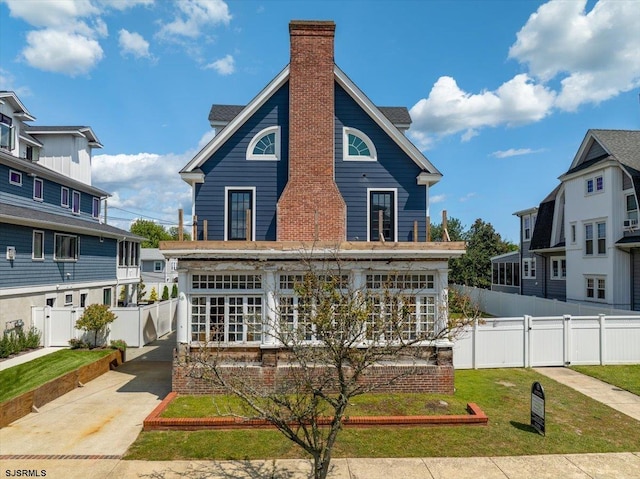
[531,381,545,436]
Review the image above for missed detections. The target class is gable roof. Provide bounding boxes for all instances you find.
[25,125,103,148]
[182,65,441,181]
[564,129,640,176]
[0,91,36,121]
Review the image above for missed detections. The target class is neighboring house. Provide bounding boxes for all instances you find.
[490,250,520,294]
[161,21,465,394]
[513,129,640,310]
[0,91,143,331]
[140,248,178,283]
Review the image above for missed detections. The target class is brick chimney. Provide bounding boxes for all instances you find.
[277,20,346,242]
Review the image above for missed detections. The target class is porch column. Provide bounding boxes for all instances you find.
[176,268,189,345]
[263,267,277,346]
[436,267,449,335]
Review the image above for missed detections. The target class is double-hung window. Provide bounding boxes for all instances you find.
[523,258,536,279]
[585,221,606,255]
[225,188,255,241]
[72,191,81,215]
[586,175,604,195]
[0,113,14,151]
[61,187,70,207]
[586,276,605,301]
[54,233,78,261]
[369,189,396,242]
[33,178,43,201]
[551,257,566,279]
[32,230,44,260]
[626,194,638,223]
[92,197,100,219]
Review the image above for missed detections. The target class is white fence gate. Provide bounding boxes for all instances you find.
[453,315,640,369]
[32,299,177,348]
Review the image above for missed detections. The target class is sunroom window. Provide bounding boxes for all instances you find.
[343,127,376,161]
[247,126,279,160]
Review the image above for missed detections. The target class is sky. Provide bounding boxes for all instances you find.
[1,0,639,244]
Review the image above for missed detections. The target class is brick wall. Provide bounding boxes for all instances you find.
[172,360,454,395]
[277,20,346,242]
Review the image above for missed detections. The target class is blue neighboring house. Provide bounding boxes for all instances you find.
[161,21,465,395]
[0,91,143,331]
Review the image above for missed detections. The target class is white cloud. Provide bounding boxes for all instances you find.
[158,0,231,39]
[22,29,104,76]
[118,29,152,59]
[510,0,640,111]
[98,0,154,11]
[205,54,235,75]
[409,75,555,149]
[430,194,446,204]
[491,148,544,159]
[459,193,476,203]
[0,69,32,97]
[4,0,100,29]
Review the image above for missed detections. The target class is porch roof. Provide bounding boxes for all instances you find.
[159,240,466,261]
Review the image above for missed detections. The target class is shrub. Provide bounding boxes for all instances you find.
[75,304,117,348]
[110,339,127,351]
[149,287,158,303]
[171,284,178,299]
[68,337,89,349]
[162,285,169,301]
[0,327,42,357]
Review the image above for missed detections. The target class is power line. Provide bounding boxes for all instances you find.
[107,206,183,225]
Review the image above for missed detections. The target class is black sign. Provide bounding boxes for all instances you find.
[531,381,545,436]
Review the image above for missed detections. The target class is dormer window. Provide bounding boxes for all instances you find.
[247,126,279,160]
[343,127,376,161]
[0,113,14,151]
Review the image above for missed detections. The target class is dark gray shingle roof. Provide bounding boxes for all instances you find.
[530,184,562,251]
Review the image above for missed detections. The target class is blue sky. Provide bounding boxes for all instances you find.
[1,0,639,243]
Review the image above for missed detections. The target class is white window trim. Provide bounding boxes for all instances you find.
[585,174,604,196]
[522,257,536,279]
[246,126,280,161]
[343,127,377,161]
[72,190,81,215]
[584,219,607,257]
[366,187,398,242]
[585,275,606,302]
[9,169,22,186]
[54,233,79,262]
[550,256,566,280]
[32,230,44,261]
[224,186,256,241]
[61,187,70,208]
[92,197,100,219]
[33,177,44,201]
[570,222,577,245]
[64,293,74,306]
[154,260,163,272]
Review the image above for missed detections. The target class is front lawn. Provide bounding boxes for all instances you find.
[125,368,640,460]
[0,349,113,402]
[570,364,640,396]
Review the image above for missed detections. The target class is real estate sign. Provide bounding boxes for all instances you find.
[531,381,545,436]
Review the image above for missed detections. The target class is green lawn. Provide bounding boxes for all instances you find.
[0,349,113,402]
[125,368,640,460]
[570,364,640,396]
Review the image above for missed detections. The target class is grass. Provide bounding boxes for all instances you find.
[0,349,113,403]
[161,393,469,419]
[570,364,640,396]
[125,368,640,460]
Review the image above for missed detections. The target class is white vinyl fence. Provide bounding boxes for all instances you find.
[452,285,640,369]
[32,299,177,348]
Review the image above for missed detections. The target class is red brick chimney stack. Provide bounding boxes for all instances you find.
[277,20,346,242]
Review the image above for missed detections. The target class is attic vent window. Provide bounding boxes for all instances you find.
[343,127,376,161]
[247,126,279,160]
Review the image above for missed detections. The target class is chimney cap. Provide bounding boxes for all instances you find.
[289,20,335,35]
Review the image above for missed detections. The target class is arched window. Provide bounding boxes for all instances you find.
[247,126,280,160]
[343,127,377,161]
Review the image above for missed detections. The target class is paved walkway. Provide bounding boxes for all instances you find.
[1,343,639,478]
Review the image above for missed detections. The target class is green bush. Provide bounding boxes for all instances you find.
[75,304,117,348]
[110,339,127,351]
[162,285,169,301]
[68,337,89,349]
[0,327,42,358]
[171,284,178,299]
[149,287,158,303]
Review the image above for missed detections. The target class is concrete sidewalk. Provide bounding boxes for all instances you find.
[1,454,639,478]
[534,367,640,421]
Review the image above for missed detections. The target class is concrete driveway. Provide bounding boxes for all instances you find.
[0,332,174,457]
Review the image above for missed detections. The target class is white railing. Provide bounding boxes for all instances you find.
[32,299,177,348]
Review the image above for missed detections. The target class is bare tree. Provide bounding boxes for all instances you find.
[185,255,478,479]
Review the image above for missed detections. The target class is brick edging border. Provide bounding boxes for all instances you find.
[143,392,488,431]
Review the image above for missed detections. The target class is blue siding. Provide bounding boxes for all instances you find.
[0,223,117,289]
[544,256,566,301]
[195,83,290,241]
[1,163,99,222]
[334,85,426,242]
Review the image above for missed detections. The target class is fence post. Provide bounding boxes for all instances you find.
[599,314,606,365]
[524,315,530,368]
[563,314,571,366]
[472,317,478,369]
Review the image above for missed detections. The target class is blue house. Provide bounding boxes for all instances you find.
[0,91,143,332]
[162,21,465,394]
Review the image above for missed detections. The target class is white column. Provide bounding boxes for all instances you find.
[263,267,277,346]
[176,269,189,345]
[436,267,449,335]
